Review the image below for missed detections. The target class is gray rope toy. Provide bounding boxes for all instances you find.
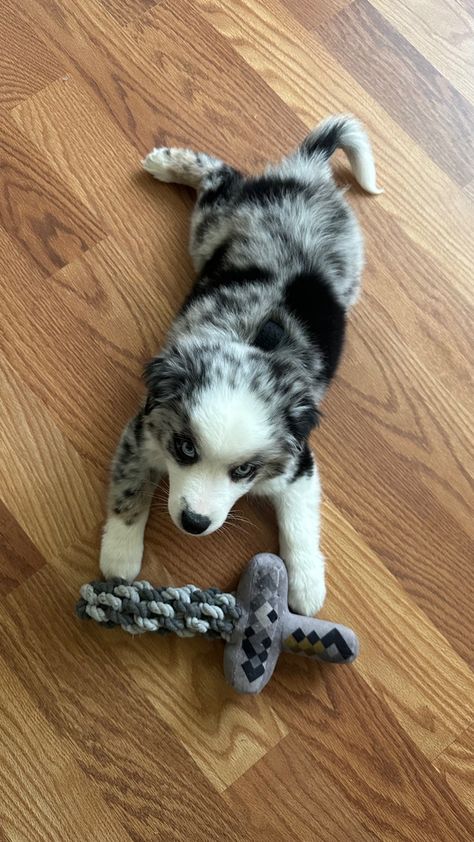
[76,581,240,638]
[77,553,359,694]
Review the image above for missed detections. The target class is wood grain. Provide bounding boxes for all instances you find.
[198,0,474,302]
[0,501,45,597]
[0,667,134,842]
[98,0,157,27]
[318,0,474,186]
[0,0,473,839]
[370,0,474,105]
[0,4,64,111]
[227,671,473,842]
[0,567,252,842]
[0,117,105,275]
[434,725,474,813]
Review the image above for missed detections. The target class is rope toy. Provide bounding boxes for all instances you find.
[76,553,359,694]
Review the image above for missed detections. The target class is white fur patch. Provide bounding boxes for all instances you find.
[166,383,275,532]
[192,383,273,462]
[99,513,148,581]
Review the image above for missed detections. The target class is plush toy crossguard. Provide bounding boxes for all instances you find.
[76,553,359,694]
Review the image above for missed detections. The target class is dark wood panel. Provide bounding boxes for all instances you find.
[0,501,46,596]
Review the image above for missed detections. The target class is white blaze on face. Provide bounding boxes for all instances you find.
[167,383,273,534]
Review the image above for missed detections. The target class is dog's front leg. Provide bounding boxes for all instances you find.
[270,455,326,616]
[99,411,164,581]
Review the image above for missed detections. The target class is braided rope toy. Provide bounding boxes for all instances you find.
[77,553,359,694]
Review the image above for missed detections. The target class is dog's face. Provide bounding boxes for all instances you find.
[145,341,317,536]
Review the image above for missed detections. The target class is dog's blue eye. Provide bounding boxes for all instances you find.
[174,436,197,463]
[231,463,256,481]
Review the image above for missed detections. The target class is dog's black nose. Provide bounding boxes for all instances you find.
[181,509,211,535]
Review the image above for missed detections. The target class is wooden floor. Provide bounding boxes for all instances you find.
[0,0,473,839]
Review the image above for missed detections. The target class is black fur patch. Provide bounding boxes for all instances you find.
[143,355,186,405]
[133,410,144,445]
[253,320,285,351]
[193,240,272,293]
[120,439,134,462]
[240,176,305,205]
[285,271,346,382]
[206,263,271,290]
[198,168,241,206]
[302,122,342,160]
[286,403,320,442]
[291,443,314,481]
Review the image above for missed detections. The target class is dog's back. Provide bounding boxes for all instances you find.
[169,114,381,401]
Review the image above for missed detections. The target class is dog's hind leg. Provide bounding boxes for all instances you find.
[142,146,239,191]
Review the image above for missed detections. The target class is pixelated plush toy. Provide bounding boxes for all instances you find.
[76,553,359,694]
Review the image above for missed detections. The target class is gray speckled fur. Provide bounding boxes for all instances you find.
[100,115,380,617]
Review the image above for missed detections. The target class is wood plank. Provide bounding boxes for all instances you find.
[318,0,474,186]
[0,117,105,275]
[198,0,474,302]
[280,0,352,29]
[434,725,474,813]
[0,0,472,836]
[0,5,64,111]
[98,0,158,27]
[12,76,193,311]
[228,668,473,842]
[464,177,474,202]
[0,501,46,597]
[353,198,473,410]
[0,566,252,841]
[0,230,137,477]
[321,502,474,759]
[109,631,288,791]
[370,0,474,105]
[15,0,301,169]
[0,343,103,560]
[11,79,193,469]
[0,667,134,842]
[317,376,474,664]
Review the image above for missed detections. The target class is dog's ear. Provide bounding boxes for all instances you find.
[143,353,185,408]
[286,399,321,443]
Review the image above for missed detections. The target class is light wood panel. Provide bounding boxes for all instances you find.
[434,725,474,813]
[0,0,472,839]
[318,0,474,186]
[370,0,474,105]
[0,4,64,111]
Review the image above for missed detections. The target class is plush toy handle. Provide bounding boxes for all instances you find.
[282,613,359,664]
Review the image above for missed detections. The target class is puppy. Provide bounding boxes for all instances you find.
[99,114,381,615]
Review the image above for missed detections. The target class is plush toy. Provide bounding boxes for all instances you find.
[76,553,359,694]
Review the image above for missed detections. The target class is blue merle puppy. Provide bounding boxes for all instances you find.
[100,114,381,616]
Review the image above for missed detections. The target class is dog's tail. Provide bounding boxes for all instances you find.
[300,114,383,195]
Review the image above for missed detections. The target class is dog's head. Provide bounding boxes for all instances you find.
[144,339,317,536]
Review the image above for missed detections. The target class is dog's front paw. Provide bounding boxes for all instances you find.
[99,516,144,581]
[287,561,326,617]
